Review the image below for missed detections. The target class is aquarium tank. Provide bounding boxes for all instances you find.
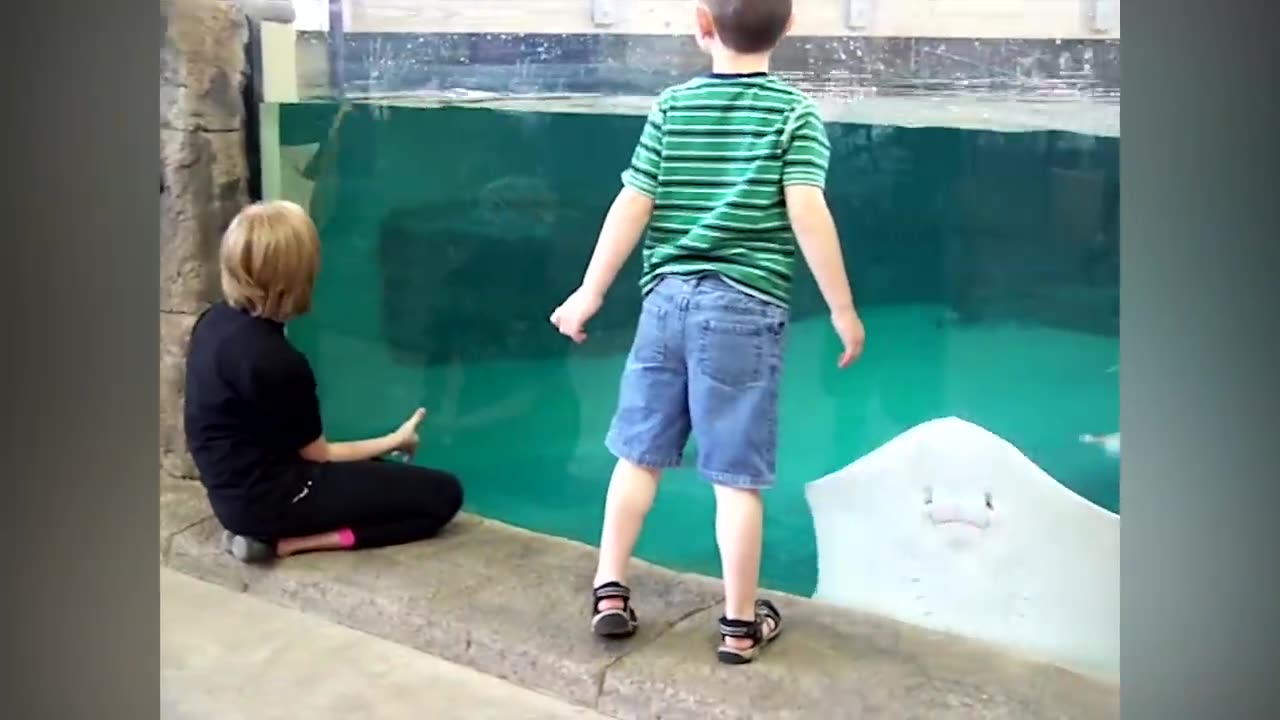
[253,1,1120,603]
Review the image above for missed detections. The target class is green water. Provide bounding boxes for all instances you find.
[272,100,1119,596]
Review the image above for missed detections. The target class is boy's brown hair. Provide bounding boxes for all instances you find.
[703,0,793,54]
[219,200,321,322]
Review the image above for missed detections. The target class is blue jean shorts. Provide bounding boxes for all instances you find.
[605,273,789,490]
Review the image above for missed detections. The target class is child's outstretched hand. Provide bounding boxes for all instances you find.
[550,287,603,344]
[391,408,427,458]
[832,306,866,369]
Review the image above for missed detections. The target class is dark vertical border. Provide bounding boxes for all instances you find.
[3,0,158,716]
[244,20,264,201]
[1126,0,1280,715]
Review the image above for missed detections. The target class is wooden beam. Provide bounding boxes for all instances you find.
[344,0,1119,40]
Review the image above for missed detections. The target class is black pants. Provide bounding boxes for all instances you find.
[236,460,463,550]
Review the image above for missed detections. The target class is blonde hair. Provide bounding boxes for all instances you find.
[219,200,321,322]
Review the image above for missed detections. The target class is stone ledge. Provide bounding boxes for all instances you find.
[160,487,1118,719]
[160,478,215,561]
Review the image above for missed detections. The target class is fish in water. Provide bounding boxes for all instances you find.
[805,417,1119,680]
[476,175,560,228]
[1079,432,1121,458]
[293,102,354,232]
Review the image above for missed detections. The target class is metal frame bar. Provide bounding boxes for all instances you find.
[845,0,873,31]
[1087,0,1119,33]
[327,0,347,98]
[592,0,619,27]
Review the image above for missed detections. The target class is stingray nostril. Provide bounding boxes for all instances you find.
[984,492,995,511]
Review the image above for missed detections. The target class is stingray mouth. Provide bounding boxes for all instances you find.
[923,487,995,530]
[931,517,988,529]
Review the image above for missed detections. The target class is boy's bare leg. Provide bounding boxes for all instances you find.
[592,458,662,610]
[714,484,768,650]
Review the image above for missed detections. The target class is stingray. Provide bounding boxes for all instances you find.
[805,417,1119,680]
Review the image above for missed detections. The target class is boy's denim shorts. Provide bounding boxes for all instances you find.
[605,273,789,490]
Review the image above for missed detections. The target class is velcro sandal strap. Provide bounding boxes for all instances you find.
[718,616,759,640]
[592,581,632,613]
[755,599,782,625]
[593,582,631,601]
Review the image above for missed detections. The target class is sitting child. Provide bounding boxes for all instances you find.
[184,200,464,562]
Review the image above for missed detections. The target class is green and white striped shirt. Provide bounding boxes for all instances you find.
[621,73,832,307]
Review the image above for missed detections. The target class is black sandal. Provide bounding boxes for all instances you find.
[716,599,783,664]
[591,581,639,638]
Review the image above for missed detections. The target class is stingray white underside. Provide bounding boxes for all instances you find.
[806,417,1119,680]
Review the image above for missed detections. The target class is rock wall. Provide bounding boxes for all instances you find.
[160,0,250,480]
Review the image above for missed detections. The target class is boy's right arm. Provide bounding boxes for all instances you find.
[551,96,665,343]
[580,94,666,299]
[579,187,655,300]
[550,188,652,343]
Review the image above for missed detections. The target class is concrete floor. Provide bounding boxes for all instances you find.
[162,482,1119,719]
[161,568,612,720]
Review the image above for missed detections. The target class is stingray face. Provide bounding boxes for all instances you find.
[920,483,998,550]
[922,484,996,528]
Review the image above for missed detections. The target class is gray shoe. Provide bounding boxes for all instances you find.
[220,530,276,564]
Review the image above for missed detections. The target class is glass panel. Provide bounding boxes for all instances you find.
[261,3,1119,601]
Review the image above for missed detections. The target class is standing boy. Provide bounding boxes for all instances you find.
[550,0,864,664]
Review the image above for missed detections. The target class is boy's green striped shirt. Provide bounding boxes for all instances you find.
[620,73,832,307]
